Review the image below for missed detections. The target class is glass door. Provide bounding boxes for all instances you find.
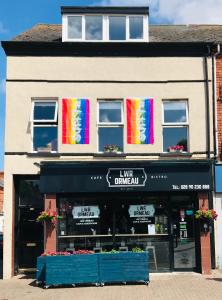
[171,196,196,271]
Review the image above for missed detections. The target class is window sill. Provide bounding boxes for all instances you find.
[27,152,60,157]
[94,153,126,158]
[160,152,192,157]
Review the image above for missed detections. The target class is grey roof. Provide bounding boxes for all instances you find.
[12,24,222,43]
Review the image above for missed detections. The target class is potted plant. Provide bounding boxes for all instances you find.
[36,210,62,225]
[168,145,184,153]
[104,144,121,153]
[195,209,218,232]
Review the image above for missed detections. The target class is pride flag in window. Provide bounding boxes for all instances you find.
[62,98,90,144]
[127,98,154,144]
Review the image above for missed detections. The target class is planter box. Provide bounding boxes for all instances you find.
[36,252,149,287]
[37,254,99,286]
[99,252,149,284]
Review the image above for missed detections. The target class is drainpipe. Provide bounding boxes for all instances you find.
[212,44,221,161]
[204,53,211,159]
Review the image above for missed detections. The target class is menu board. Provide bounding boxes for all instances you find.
[72,206,100,228]
[128,205,155,224]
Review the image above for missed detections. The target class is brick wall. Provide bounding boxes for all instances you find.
[216,55,222,161]
[0,172,4,213]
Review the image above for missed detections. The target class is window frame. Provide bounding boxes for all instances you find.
[31,100,58,123]
[31,99,58,153]
[97,99,124,153]
[162,100,189,153]
[62,14,148,42]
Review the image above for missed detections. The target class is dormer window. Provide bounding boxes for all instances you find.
[62,7,149,42]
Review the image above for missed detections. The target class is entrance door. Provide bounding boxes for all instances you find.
[18,207,44,269]
[171,197,196,271]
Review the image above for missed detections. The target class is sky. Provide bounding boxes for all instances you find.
[1,0,222,170]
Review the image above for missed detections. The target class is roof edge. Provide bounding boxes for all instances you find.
[61,6,149,15]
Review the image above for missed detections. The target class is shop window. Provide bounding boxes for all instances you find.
[57,195,170,272]
[31,100,58,152]
[162,100,188,152]
[98,100,123,152]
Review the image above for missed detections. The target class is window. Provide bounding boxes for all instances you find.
[63,14,148,42]
[98,101,123,152]
[109,16,126,40]
[85,16,103,40]
[129,16,143,39]
[31,101,58,152]
[68,16,82,39]
[162,101,188,152]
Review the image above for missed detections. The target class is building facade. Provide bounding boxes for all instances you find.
[2,7,221,279]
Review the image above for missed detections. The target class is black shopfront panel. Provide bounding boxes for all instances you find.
[40,160,212,194]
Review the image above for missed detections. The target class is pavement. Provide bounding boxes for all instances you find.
[1,271,222,300]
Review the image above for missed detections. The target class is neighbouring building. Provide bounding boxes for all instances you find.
[2,6,222,279]
[0,172,4,233]
[214,44,222,269]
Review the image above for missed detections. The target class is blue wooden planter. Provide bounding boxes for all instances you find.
[36,252,149,287]
[36,256,46,284]
[99,252,149,284]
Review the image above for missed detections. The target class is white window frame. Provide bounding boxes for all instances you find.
[31,99,58,153]
[31,100,58,122]
[162,100,189,153]
[97,99,124,152]
[62,14,148,42]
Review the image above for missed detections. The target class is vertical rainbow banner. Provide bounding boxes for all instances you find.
[127,98,154,144]
[62,98,89,144]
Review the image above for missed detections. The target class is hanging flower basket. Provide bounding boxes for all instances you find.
[195,209,218,221]
[36,210,62,225]
[195,209,218,233]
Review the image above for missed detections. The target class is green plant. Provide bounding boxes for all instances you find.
[102,249,119,254]
[132,247,144,253]
[104,144,121,152]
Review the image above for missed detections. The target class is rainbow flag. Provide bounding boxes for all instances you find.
[127,98,154,144]
[62,98,89,144]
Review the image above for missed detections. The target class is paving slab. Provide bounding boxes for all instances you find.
[1,271,222,300]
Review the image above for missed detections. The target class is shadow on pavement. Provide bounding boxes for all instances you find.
[206,278,222,282]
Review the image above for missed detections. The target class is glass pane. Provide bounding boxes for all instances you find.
[85,16,103,40]
[129,16,143,39]
[109,16,126,40]
[68,16,82,39]
[99,127,123,152]
[164,101,187,123]
[99,102,122,123]
[33,126,58,151]
[163,127,188,152]
[33,102,56,121]
[171,198,196,270]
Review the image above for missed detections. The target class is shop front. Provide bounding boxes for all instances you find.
[40,160,213,273]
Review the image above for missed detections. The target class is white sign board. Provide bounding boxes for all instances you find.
[128,205,155,218]
[72,206,100,219]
